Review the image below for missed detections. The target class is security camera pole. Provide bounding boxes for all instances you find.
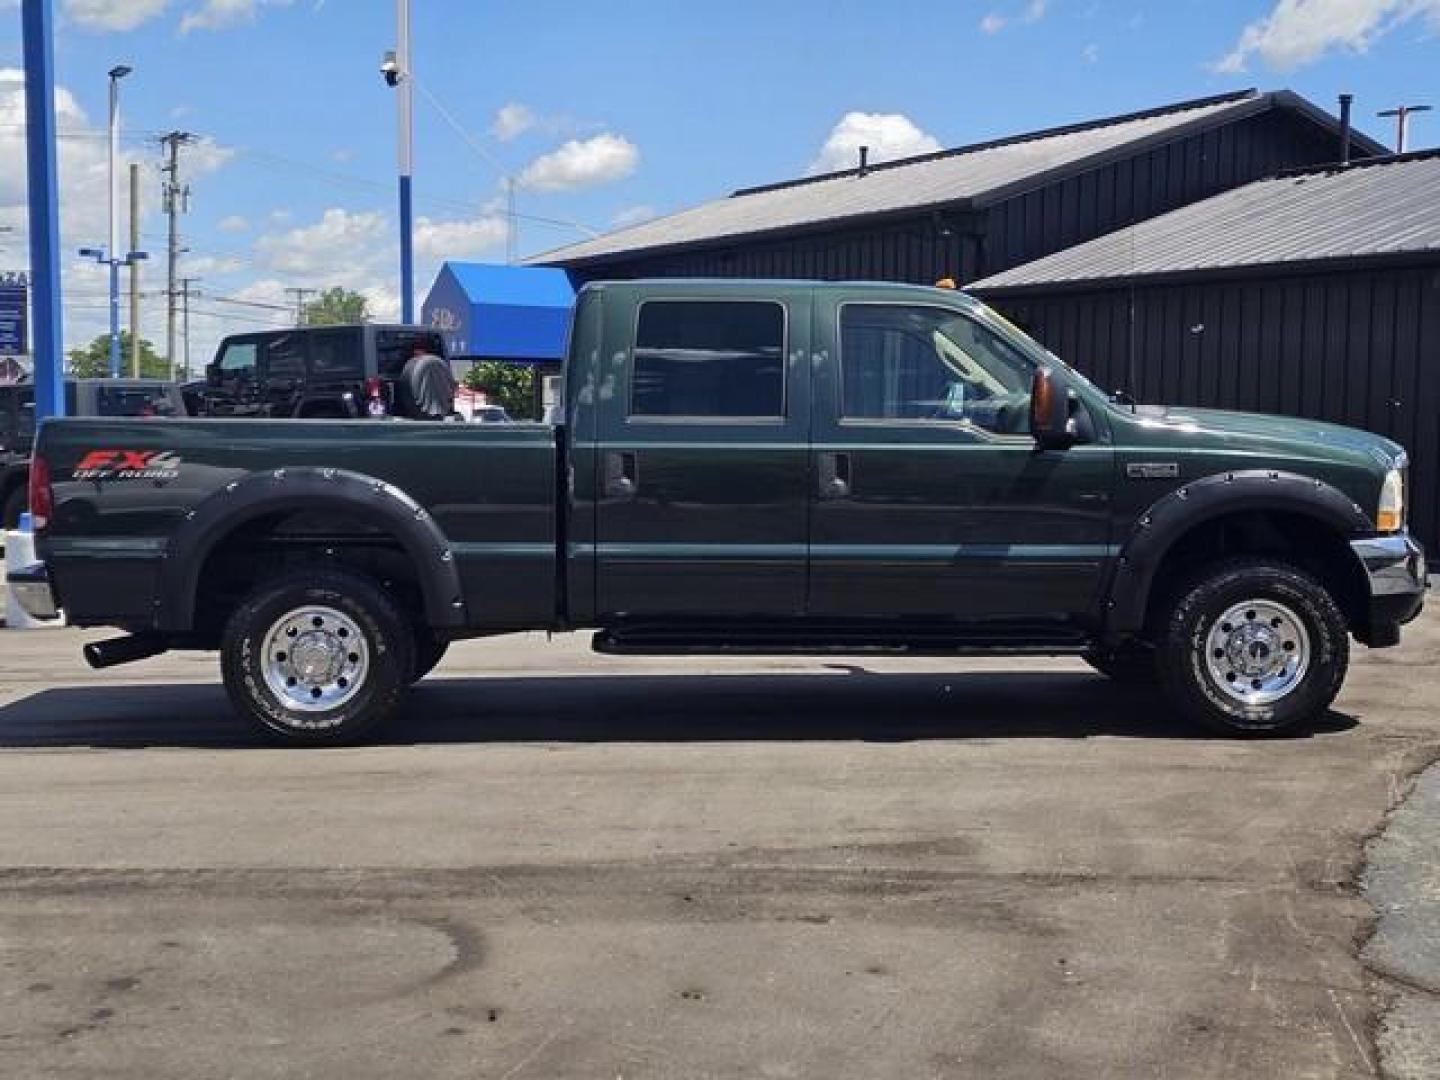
[383,0,416,324]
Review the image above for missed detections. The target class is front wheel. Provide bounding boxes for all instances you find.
[1156,558,1349,737]
[221,568,415,745]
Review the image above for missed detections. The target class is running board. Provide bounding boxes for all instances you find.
[592,622,1090,657]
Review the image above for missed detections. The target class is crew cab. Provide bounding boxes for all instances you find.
[197,324,447,419]
[1,378,185,528]
[12,280,1427,744]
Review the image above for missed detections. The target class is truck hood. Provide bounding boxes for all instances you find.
[1133,404,1405,468]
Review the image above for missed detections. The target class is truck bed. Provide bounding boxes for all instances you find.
[37,418,561,633]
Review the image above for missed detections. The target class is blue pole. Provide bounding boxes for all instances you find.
[399,174,414,323]
[21,0,65,420]
[107,259,121,377]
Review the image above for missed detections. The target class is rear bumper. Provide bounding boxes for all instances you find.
[1351,533,1427,647]
[6,561,60,621]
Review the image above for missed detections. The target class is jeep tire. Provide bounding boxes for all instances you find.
[221,567,415,745]
[1156,558,1349,737]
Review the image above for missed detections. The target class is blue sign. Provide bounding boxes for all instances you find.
[0,282,26,356]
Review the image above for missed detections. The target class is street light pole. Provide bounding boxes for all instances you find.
[106,64,130,378]
[395,0,414,324]
[21,0,65,420]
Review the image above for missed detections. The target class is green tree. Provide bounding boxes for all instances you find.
[67,332,171,379]
[303,287,370,327]
[462,360,536,419]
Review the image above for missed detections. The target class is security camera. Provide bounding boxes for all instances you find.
[380,50,401,87]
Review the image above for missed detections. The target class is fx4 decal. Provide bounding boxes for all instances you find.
[73,450,183,481]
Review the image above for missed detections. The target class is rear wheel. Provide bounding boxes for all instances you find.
[1156,558,1348,737]
[221,568,415,745]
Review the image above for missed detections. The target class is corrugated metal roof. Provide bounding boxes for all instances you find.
[532,91,1282,268]
[970,151,1440,291]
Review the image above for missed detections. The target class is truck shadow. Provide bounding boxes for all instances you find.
[0,669,1357,749]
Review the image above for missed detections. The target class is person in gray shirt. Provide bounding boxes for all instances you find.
[401,343,458,420]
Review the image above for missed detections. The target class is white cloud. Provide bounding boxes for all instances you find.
[1213,0,1440,72]
[492,103,537,142]
[414,214,509,260]
[330,147,354,164]
[217,214,249,233]
[180,0,293,33]
[808,111,942,174]
[611,204,658,229]
[255,208,389,279]
[64,0,169,31]
[1082,42,1100,62]
[517,133,639,192]
[980,0,1047,33]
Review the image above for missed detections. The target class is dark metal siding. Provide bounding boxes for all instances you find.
[573,110,1353,287]
[986,262,1440,550]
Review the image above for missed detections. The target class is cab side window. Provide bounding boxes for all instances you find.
[630,300,785,419]
[265,335,306,380]
[840,304,1033,436]
[219,341,258,378]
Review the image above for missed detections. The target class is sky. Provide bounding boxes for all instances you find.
[1,0,1438,369]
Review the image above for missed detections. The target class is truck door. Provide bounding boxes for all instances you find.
[808,295,1114,621]
[593,288,812,618]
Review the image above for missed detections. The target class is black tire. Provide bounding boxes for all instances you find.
[2,485,26,530]
[1083,642,1157,684]
[221,567,415,745]
[1156,558,1349,737]
[411,634,450,683]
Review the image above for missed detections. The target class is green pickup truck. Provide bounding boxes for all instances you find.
[11,280,1427,744]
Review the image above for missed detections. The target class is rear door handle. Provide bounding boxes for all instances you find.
[818,451,851,500]
[604,451,638,499]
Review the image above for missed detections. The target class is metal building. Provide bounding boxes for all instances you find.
[968,150,1440,548]
[535,89,1379,286]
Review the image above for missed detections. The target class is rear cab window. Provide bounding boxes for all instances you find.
[629,299,786,419]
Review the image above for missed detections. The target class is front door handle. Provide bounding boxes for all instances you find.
[818,451,851,500]
[604,451,638,499]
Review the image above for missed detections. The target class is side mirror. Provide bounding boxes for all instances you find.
[1030,367,1075,450]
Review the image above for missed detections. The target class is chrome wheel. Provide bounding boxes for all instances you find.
[260,604,369,715]
[1202,599,1310,706]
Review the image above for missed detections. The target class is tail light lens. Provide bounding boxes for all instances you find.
[364,377,388,418]
[28,454,53,531]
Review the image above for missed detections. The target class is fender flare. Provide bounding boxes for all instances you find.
[157,466,466,632]
[1103,469,1372,635]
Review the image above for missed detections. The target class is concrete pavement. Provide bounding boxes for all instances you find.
[0,612,1437,1078]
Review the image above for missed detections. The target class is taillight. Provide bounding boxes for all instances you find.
[28,454,53,531]
[364,377,388,418]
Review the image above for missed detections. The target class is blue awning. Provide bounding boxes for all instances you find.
[422,263,575,364]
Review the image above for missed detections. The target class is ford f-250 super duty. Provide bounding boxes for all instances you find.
[10,280,1427,744]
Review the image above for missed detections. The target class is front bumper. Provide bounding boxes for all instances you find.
[1350,533,1427,646]
[6,562,60,621]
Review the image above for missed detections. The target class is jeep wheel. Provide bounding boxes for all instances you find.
[221,568,415,745]
[1156,558,1349,737]
[1083,642,1157,684]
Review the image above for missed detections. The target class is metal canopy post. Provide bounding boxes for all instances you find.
[22,0,65,420]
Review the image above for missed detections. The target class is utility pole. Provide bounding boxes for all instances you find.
[178,277,200,381]
[382,0,415,322]
[285,287,316,327]
[128,161,140,377]
[506,176,518,265]
[1376,104,1432,153]
[160,131,194,374]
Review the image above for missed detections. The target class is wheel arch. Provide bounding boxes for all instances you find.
[1103,470,1372,638]
[159,467,466,633]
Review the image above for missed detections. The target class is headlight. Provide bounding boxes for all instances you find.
[1377,468,1405,533]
